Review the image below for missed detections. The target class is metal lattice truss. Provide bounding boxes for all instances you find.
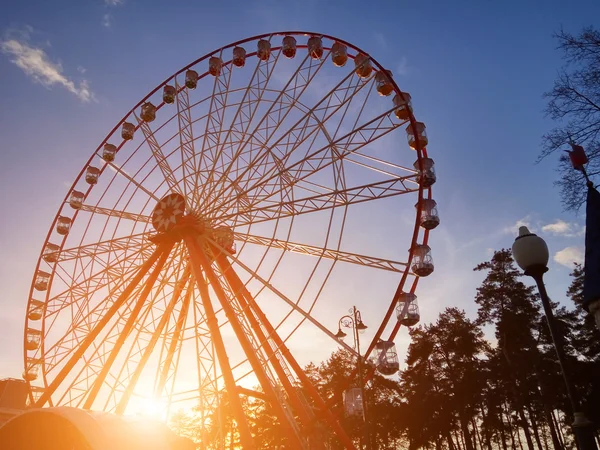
[23,32,434,450]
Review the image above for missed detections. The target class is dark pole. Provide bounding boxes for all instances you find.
[527,266,598,450]
[353,307,372,450]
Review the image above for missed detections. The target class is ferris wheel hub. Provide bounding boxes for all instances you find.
[151,192,186,232]
[149,194,236,254]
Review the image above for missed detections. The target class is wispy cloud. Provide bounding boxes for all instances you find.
[542,219,584,237]
[396,57,411,76]
[502,215,535,235]
[554,246,584,267]
[102,0,123,28]
[102,13,112,28]
[373,32,388,51]
[1,26,95,102]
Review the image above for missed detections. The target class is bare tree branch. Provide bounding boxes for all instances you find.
[541,26,600,211]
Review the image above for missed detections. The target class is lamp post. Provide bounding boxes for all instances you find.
[512,226,598,450]
[335,306,371,450]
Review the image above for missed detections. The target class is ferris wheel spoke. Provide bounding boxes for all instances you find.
[82,243,174,409]
[103,160,160,202]
[191,238,304,445]
[214,251,357,450]
[154,274,194,398]
[174,82,198,199]
[55,258,172,410]
[195,42,282,208]
[203,51,332,210]
[207,237,356,355]
[44,280,147,376]
[219,176,416,226]
[351,149,417,174]
[35,241,172,407]
[183,235,255,449]
[136,114,181,195]
[46,243,155,324]
[211,64,366,209]
[114,265,190,414]
[345,154,417,180]
[249,108,402,213]
[55,233,151,263]
[77,204,152,224]
[208,104,398,219]
[93,248,188,411]
[191,57,233,208]
[212,256,313,442]
[233,232,407,272]
[190,287,219,430]
[47,245,179,386]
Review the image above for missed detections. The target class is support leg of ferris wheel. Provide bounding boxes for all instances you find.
[186,236,306,450]
[183,235,256,450]
[154,276,193,398]
[214,253,323,448]
[215,252,357,450]
[115,266,191,415]
[213,251,322,450]
[83,244,174,410]
[34,241,172,408]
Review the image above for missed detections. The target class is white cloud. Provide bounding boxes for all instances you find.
[77,65,86,74]
[1,28,96,102]
[502,215,535,235]
[102,13,112,28]
[553,246,584,268]
[104,0,123,5]
[542,219,571,235]
[541,219,584,237]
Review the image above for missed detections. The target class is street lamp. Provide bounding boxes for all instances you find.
[336,306,371,450]
[512,226,598,450]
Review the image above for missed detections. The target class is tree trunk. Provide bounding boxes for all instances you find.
[545,408,564,450]
[552,410,566,449]
[517,407,536,450]
[498,413,509,450]
[446,431,457,450]
[460,413,476,450]
[516,426,525,450]
[472,418,485,450]
[503,405,518,450]
[458,429,466,450]
[480,407,493,450]
[525,405,544,450]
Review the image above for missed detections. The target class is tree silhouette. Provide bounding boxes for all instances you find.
[541,26,600,210]
[167,250,599,449]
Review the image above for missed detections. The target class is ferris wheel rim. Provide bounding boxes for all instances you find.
[23,31,433,418]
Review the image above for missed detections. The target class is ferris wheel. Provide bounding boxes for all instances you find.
[22,32,438,448]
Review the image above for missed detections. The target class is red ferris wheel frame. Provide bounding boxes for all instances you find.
[22,31,434,449]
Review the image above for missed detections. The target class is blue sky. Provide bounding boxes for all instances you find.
[1,0,598,391]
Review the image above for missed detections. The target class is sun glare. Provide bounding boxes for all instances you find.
[128,396,169,421]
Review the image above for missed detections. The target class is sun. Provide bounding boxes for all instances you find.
[128,396,169,421]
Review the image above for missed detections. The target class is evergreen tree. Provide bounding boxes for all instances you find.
[400,308,489,450]
[565,264,600,428]
[474,249,547,450]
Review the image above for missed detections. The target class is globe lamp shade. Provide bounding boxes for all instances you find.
[512,226,549,272]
